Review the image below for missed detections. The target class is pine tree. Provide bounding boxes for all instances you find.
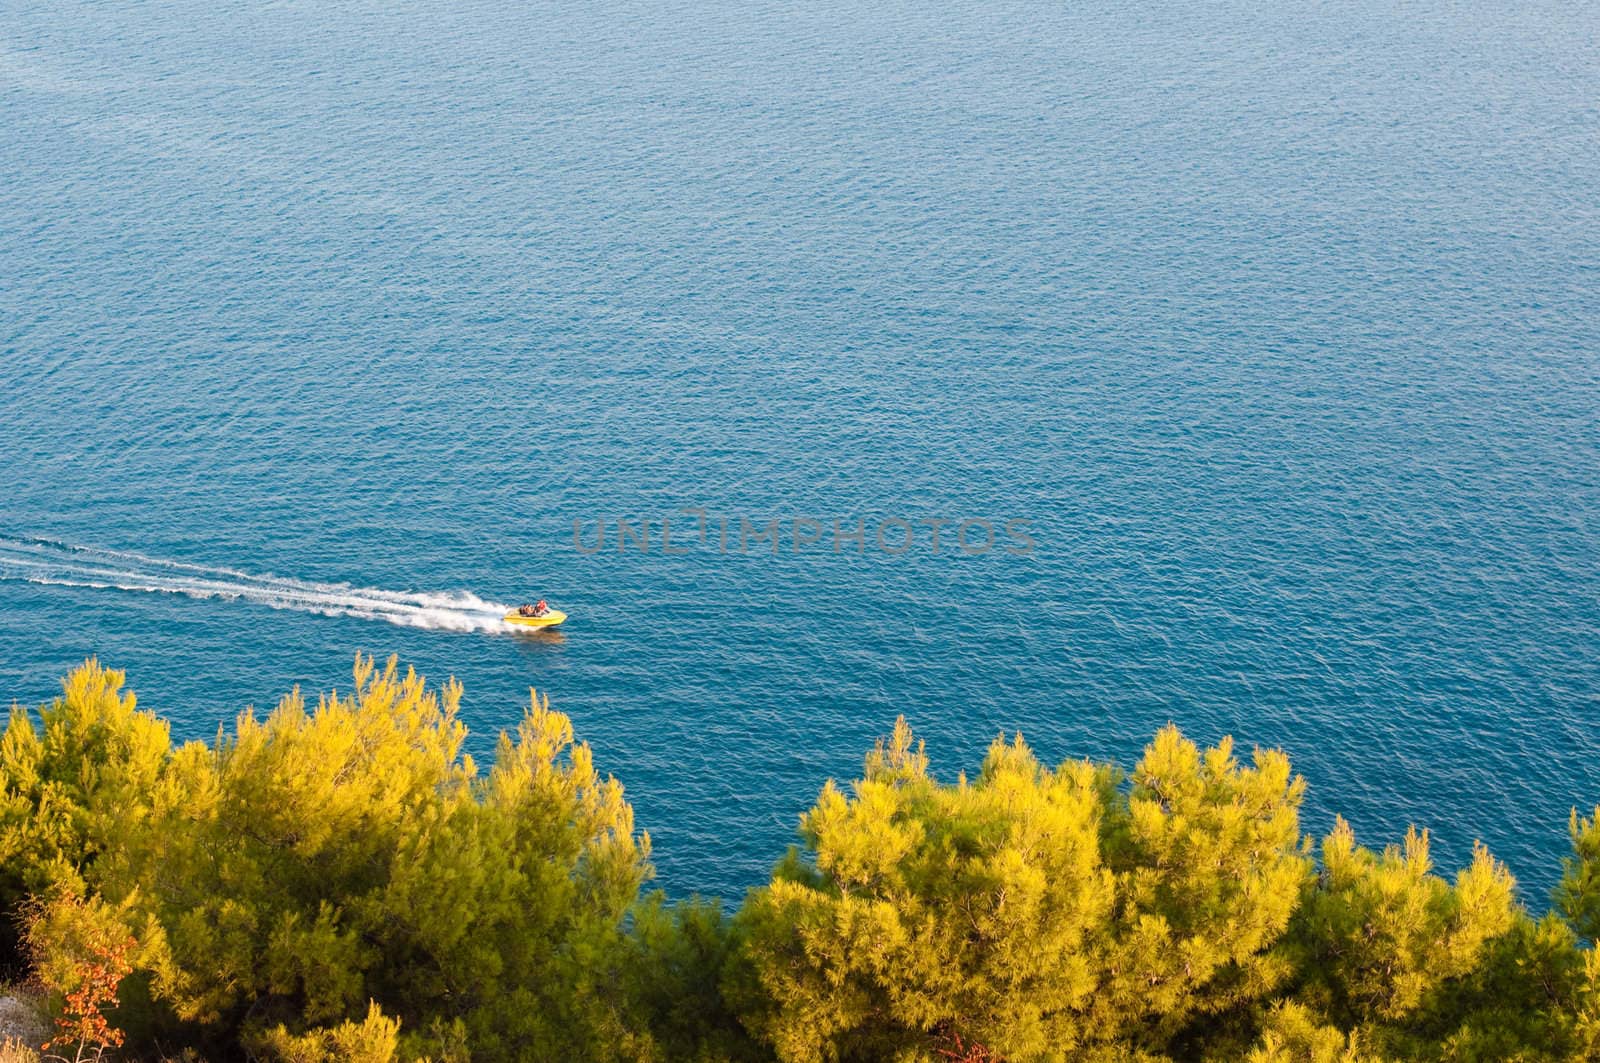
[0,661,170,967]
[732,720,1309,1061]
[20,656,656,1061]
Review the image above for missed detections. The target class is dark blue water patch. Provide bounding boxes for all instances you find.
[2,0,1597,905]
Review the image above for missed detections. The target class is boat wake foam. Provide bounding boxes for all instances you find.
[0,536,513,633]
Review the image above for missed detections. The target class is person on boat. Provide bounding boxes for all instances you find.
[517,603,536,617]
[534,599,549,616]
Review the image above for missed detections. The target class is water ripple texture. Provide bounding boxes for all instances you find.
[1,0,1596,903]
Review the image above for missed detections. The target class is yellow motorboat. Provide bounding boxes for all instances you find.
[504,609,567,629]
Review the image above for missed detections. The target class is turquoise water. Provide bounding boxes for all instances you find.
[2,0,1597,903]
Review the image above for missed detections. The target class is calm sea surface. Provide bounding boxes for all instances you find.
[2,0,1597,903]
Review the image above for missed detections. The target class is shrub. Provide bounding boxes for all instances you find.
[252,1002,401,1063]
[7,659,1600,1062]
[0,662,169,968]
[27,892,135,1063]
[21,656,655,1061]
[731,720,1309,1061]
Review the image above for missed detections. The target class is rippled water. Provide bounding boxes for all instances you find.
[2,0,1597,903]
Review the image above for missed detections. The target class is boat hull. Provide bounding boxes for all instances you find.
[504,610,567,629]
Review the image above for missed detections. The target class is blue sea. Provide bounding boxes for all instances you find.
[2,0,1596,904]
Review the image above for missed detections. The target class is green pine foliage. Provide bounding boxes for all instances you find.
[7,657,660,1061]
[731,720,1310,1061]
[1556,809,1600,942]
[3,658,1599,1062]
[0,661,169,966]
[252,1002,404,1063]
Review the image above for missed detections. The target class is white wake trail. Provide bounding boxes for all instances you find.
[0,537,515,633]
